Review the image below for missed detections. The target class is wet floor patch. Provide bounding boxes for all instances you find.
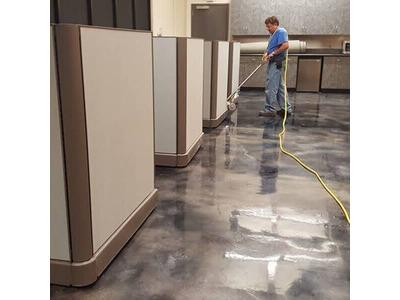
[51,91,350,300]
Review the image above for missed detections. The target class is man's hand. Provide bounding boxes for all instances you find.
[262,52,275,63]
[262,53,270,63]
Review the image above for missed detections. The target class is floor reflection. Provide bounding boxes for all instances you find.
[51,91,350,300]
[259,118,282,194]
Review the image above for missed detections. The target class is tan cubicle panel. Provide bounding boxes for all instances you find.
[153,37,204,167]
[50,24,158,287]
[203,40,229,128]
[227,42,241,97]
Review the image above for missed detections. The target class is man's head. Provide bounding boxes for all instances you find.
[265,16,279,34]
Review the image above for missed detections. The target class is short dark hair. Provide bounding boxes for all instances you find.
[265,16,279,26]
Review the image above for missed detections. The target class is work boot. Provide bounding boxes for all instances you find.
[277,110,292,118]
[258,110,276,117]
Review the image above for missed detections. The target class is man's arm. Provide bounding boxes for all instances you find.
[268,42,289,58]
[262,41,289,62]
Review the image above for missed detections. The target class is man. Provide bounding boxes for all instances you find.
[259,16,293,117]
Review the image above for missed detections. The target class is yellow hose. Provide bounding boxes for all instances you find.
[278,54,351,224]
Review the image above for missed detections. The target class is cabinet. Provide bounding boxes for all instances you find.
[321,56,350,89]
[287,56,298,89]
[297,58,322,92]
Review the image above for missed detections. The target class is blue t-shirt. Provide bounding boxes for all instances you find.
[267,27,289,61]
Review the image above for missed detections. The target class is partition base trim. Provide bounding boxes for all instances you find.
[155,133,203,167]
[203,110,228,128]
[50,189,158,287]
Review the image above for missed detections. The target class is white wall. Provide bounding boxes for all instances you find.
[151,0,187,36]
[186,0,231,37]
[151,0,232,37]
[174,0,187,36]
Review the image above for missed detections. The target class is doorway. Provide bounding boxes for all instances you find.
[191,4,229,41]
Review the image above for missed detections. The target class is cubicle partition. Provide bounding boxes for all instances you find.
[203,40,229,128]
[50,24,158,287]
[227,42,241,98]
[153,37,204,167]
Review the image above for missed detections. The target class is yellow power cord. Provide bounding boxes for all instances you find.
[278,54,351,224]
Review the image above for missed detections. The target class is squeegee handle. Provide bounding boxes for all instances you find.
[227,63,264,101]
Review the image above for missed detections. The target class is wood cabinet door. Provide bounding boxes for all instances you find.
[297,58,322,92]
[321,57,350,89]
[286,56,298,89]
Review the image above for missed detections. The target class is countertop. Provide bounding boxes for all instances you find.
[241,49,350,57]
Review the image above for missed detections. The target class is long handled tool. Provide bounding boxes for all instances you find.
[226,62,265,111]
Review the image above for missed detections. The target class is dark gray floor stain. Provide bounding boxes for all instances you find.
[51,91,350,299]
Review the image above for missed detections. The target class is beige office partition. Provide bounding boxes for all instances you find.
[184,39,204,152]
[203,40,229,128]
[153,37,204,167]
[50,24,158,287]
[227,42,241,98]
[153,37,178,154]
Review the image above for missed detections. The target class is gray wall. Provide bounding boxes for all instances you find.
[90,0,115,27]
[51,0,151,30]
[231,0,350,35]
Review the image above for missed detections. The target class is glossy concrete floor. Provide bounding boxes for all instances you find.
[51,91,350,300]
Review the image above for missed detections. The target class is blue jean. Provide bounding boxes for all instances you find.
[265,61,292,113]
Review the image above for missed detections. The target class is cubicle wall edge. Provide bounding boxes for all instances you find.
[54,24,93,263]
[210,41,219,121]
[203,111,228,128]
[177,37,204,166]
[203,40,229,128]
[51,24,158,286]
[227,41,240,97]
[228,42,233,96]
[50,190,158,286]
[154,37,204,168]
[177,38,188,155]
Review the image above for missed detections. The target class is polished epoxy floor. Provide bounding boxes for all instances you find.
[51,91,350,300]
